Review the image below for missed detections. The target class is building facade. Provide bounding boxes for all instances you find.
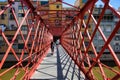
[0,1,9,53]
[49,0,62,27]
[74,0,93,52]
[0,1,28,58]
[0,1,8,29]
[93,6,120,53]
[113,8,120,52]
[74,0,120,60]
[92,6,120,60]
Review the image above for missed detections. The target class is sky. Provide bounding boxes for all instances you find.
[0,0,120,9]
[96,0,120,9]
[63,0,120,10]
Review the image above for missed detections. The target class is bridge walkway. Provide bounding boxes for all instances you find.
[30,45,85,80]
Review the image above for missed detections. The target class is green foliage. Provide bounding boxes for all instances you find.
[0,67,119,80]
[0,68,25,80]
[92,67,120,80]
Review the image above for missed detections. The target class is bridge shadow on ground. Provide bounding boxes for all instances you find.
[56,45,85,80]
[31,45,85,80]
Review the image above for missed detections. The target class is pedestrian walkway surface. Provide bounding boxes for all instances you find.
[30,45,85,80]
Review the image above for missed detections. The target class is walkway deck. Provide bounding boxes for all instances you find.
[30,45,85,80]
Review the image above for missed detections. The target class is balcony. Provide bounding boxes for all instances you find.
[4,30,16,35]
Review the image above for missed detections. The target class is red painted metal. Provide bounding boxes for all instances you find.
[0,0,52,80]
[60,0,120,80]
[0,0,120,80]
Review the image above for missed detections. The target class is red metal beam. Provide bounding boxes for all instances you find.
[88,20,120,72]
[0,9,30,69]
[21,0,35,12]
[62,0,98,34]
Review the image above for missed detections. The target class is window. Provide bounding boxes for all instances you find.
[10,14,14,20]
[13,44,18,49]
[28,44,32,47]
[10,8,15,13]
[18,13,24,17]
[82,25,84,28]
[115,46,120,51]
[66,15,73,19]
[10,9,12,13]
[11,24,14,27]
[21,25,27,31]
[82,32,87,37]
[0,36,3,40]
[0,41,4,46]
[1,6,4,10]
[100,25,104,31]
[7,36,13,42]
[28,20,32,24]
[98,45,104,50]
[98,36,102,40]
[18,6,27,10]
[24,35,27,39]
[10,24,17,30]
[117,30,120,34]
[106,25,111,32]
[1,14,5,19]
[84,15,87,19]
[114,43,120,51]
[56,5,60,8]
[41,1,48,6]
[18,6,22,10]
[18,44,24,49]
[85,42,89,47]
[115,36,120,40]
[110,16,113,20]
[88,24,91,28]
[115,43,119,45]
[0,24,6,31]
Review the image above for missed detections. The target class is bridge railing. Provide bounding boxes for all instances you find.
[0,0,52,79]
[0,0,120,80]
[61,0,120,80]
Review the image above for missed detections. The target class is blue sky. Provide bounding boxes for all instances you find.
[63,0,120,10]
[0,0,120,9]
[96,0,120,9]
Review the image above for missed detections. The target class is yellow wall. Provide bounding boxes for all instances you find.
[0,2,8,27]
[49,2,62,10]
[49,1,62,23]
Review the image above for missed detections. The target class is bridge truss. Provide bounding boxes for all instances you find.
[0,0,120,80]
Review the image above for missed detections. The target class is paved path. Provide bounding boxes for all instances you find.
[30,45,85,80]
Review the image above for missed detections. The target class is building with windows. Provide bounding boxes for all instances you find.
[74,0,93,52]
[17,1,28,52]
[62,7,76,23]
[74,0,120,60]
[0,1,19,61]
[8,1,19,30]
[92,6,120,60]
[49,0,62,27]
[93,6,119,53]
[113,8,120,52]
[0,1,10,54]
[35,0,49,22]
[0,1,28,55]
[0,1,8,29]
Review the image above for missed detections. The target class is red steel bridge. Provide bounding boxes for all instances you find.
[0,0,120,80]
